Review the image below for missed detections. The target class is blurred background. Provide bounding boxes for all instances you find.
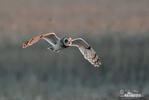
[0,0,149,100]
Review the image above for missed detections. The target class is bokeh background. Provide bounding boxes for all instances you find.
[0,0,149,100]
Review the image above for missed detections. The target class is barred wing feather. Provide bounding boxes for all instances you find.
[22,33,58,48]
[72,38,101,67]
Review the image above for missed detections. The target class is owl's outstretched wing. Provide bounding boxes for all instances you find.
[22,33,59,48]
[71,38,101,67]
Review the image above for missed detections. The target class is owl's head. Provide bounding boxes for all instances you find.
[63,37,72,47]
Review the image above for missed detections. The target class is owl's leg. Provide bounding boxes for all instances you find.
[47,47,54,51]
[47,47,60,53]
[54,49,60,53]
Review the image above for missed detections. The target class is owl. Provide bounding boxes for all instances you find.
[23,33,101,67]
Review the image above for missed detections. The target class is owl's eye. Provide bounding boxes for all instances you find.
[65,39,68,43]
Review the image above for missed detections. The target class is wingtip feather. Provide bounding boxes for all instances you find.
[22,42,28,48]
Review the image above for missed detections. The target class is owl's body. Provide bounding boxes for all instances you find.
[47,39,62,52]
[43,36,71,52]
[23,33,101,67]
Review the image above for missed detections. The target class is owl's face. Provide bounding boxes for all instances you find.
[63,37,72,47]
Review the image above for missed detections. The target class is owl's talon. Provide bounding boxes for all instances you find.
[47,47,54,51]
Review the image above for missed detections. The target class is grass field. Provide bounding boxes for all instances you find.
[0,33,149,100]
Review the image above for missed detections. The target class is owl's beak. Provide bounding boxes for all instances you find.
[68,37,72,46]
[68,37,72,42]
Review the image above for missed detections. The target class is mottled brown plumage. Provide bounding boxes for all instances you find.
[71,38,101,67]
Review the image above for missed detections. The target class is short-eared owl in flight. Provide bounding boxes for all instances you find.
[23,33,101,67]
